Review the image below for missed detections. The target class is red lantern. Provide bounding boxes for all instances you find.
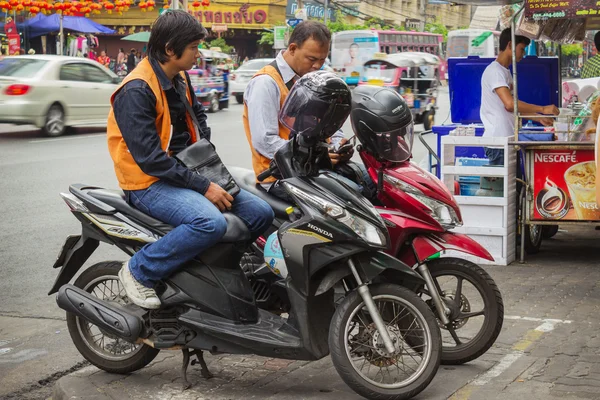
[201,0,209,7]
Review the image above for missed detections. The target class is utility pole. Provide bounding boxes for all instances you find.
[172,0,179,10]
[323,0,328,24]
[420,0,427,31]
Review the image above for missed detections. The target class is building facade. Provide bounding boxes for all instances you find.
[335,0,472,30]
[89,0,286,60]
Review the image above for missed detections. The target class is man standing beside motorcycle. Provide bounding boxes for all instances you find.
[106,10,274,309]
[243,21,374,201]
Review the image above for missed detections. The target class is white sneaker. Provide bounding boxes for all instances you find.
[118,261,161,309]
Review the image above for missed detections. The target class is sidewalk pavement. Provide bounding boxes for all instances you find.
[53,226,600,400]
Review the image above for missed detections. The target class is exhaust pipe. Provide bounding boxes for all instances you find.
[57,284,143,342]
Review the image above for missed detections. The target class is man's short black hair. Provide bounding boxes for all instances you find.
[289,20,331,48]
[148,10,207,63]
[499,28,531,52]
[594,31,600,52]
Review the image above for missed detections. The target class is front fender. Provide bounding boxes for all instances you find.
[314,251,425,296]
[355,251,425,288]
[412,232,494,263]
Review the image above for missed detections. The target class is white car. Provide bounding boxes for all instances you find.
[229,58,274,104]
[0,55,120,137]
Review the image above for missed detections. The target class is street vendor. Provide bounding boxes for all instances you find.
[480,28,559,165]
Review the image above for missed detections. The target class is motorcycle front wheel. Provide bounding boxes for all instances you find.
[423,258,503,365]
[329,283,441,400]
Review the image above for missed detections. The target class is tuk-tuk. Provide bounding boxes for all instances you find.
[359,52,440,130]
[187,49,231,113]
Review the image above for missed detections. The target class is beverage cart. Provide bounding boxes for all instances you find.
[443,0,600,263]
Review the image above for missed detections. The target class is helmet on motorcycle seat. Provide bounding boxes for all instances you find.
[279,70,352,147]
[351,85,414,163]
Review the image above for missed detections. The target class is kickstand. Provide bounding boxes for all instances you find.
[181,349,213,391]
[191,349,214,379]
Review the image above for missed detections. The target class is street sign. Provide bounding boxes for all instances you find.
[287,18,302,28]
[295,8,307,21]
[274,26,287,49]
[212,24,228,32]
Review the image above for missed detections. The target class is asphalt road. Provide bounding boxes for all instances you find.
[0,89,450,399]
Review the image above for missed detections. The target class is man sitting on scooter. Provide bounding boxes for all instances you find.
[243,21,374,201]
[107,10,274,309]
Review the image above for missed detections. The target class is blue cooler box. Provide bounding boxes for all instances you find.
[431,56,560,177]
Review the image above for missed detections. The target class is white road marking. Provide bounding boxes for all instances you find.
[472,351,524,386]
[471,319,559,386]
[505,315,572,324]
[29,133,106,143]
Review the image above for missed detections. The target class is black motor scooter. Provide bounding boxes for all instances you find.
[50,136,441,400]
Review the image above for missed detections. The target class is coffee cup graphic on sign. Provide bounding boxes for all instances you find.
[564,161,600,220]
[535,177,569,219]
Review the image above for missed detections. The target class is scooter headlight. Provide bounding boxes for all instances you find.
[284,183,387,247]
[383,174,462,230]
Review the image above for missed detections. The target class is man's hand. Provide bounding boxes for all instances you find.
[329,138,354,165]
[542,105,559,115]
[538,117,555,127]
[204,182,233,212]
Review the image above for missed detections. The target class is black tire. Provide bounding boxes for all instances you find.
[235,94,244,104]
[541,225,559,239]
[517,186,542,254]
[425,258,503,365]
[329,283,441,400]
[42,103,66,137]
[423,109,435,131]
[524,223,542,254]
[66,261,159,374]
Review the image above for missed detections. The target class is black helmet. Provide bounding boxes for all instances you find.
[351,85,414,162]
[279,70,351,146]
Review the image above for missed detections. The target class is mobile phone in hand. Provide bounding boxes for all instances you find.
[337,142,354,154]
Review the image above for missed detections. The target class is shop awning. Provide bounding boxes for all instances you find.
[27,14,115,37]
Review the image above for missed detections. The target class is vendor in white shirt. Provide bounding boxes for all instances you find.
[480,28,559,165]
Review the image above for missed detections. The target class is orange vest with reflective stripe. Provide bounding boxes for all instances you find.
[243,65,291,183]
[106,58,197,191]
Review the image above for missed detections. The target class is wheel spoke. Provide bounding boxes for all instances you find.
[448,326,463,345]
[459,310,485,319]
[455,276,464,302]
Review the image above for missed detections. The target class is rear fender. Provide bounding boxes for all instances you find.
[411,232,494,264]
[48,234,99,295]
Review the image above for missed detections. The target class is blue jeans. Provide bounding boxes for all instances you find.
[127,181,274,288]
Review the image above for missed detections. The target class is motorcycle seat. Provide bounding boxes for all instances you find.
[228,166,292,219]
[86,188,250,243]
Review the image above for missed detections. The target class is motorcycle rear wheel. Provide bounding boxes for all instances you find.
[329,283,441,400]
[65,261,159,374]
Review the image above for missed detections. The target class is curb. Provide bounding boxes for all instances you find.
[53,376,112,400]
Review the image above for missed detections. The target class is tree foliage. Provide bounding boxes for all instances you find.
[425,22,448,41]
[561,44,583,57]
[208,38,234,54]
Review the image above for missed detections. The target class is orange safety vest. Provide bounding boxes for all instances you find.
[243,65,291,183]
[107,58,197,191]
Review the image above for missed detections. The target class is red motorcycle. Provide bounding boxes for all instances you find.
[357,148,503,365]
